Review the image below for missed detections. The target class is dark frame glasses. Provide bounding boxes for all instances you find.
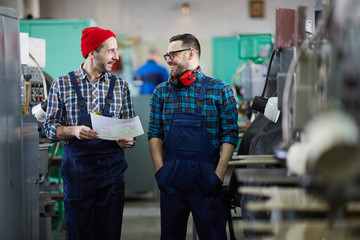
[163,48,191,61]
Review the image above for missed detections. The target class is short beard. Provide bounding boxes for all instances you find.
[172,63,188,78]
[99,62,111,73]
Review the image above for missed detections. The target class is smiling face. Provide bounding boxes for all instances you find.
[93,37,119,73]
[166,40,191,78]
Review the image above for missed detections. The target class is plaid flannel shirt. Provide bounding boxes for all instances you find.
[44,66,135,142]
[148,70,239,150]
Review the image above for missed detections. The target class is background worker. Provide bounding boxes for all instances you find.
[44,27,135,240]
[148,33,239,240]
[133,48,169,94]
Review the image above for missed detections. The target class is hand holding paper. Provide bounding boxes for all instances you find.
[90,113,144,140]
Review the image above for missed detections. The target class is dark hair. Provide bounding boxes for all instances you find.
[84,43,104,58]
[94,43,104,53]
[170,33,201,58]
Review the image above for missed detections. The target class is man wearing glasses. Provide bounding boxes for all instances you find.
[148,33,239,239]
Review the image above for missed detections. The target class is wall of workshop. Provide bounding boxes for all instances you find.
[37,0,314,78]
[5,0,314,78]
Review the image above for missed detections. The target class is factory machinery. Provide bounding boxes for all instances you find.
[277,0,360,207]
[281,0,360,208]
[0,6,56,240]
[230,0,360,239]
[2,0,360,239]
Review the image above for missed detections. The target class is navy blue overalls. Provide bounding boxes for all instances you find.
[62,72,128,240]
[155,77,227,240]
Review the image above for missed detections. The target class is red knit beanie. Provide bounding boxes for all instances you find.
[81,27,116,58]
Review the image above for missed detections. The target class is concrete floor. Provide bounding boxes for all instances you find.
[123,195,247,240]
[122,196,247,239]
[53,193,246,240]
[122,196,194,240]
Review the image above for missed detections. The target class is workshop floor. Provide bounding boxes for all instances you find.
[124,193,247,239]
[122,194,193,239]
[54,193,246,240]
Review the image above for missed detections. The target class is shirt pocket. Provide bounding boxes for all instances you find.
[109,94,123,118]
[63,101,80,125]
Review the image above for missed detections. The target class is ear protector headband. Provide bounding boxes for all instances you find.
[173,70,196,86]
[172,67,200,87]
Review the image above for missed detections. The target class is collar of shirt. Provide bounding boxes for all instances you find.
[79,65,108,85]
[194,66,205,81]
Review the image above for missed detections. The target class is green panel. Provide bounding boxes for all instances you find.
[20,19,96,80]
[238,34,273,59]
[212,36,244,86]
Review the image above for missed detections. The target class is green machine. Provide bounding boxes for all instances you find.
[212,36,244,86]
[212,34,273,148]
[212,34,273,86]
[20,19,96,80]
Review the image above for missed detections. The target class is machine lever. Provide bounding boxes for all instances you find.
[34,176,45,184]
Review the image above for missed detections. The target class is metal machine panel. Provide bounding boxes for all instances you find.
[275,8,295,50]
[124,95,157,195]
[277,47,295,111]
[294,50,316,130]
[23,115,40,240]
[0,6,26,240]
[242,63,267,100]
[296,6,307,48]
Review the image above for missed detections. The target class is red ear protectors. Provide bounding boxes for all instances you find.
[180,70,196,86]
[173,70,196,86]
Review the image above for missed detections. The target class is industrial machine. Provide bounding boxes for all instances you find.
[21,36,56,240]
[282,0,360,209]
[22,66,55,240]
[238,0,360,230]
[231,2,360,238]
[0,6,56,240]
[0,6,27,240]
[231,34,273,121]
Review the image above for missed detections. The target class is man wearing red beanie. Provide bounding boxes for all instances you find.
[44,26,135,240]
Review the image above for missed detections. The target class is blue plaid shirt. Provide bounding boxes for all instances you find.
[148,70,239,149]
[44,66,135,142]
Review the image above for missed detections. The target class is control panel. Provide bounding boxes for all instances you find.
[22,65,45,106]
[29,80,45,105]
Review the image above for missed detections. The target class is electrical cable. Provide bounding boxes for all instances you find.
[261,49,276,97]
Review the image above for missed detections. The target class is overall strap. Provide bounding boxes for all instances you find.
[171,76,212,114]
[102,74,116,117]
[69,71,88,115]
[171,85,180,112]
[195,76,211,114]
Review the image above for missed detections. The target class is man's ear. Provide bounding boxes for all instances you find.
[89,50,97,59]
[188,48,196,60]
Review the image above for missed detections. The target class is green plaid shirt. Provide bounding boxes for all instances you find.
[148,70,239,149]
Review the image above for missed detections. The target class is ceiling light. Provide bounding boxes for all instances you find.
[182,3,190,14]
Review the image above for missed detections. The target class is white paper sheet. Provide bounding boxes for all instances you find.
[90,113,144,140]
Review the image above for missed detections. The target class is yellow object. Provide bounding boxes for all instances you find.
[22,82,30,115]
[94,111,102,115]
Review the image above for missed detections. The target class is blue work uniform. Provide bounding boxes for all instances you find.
[155,77,227,240]
[62,72,128,240]
[134,60,169,95]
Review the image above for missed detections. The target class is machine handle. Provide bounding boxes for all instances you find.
[34,176,45,184]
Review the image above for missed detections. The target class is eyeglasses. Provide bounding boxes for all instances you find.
[163,48,191,61]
